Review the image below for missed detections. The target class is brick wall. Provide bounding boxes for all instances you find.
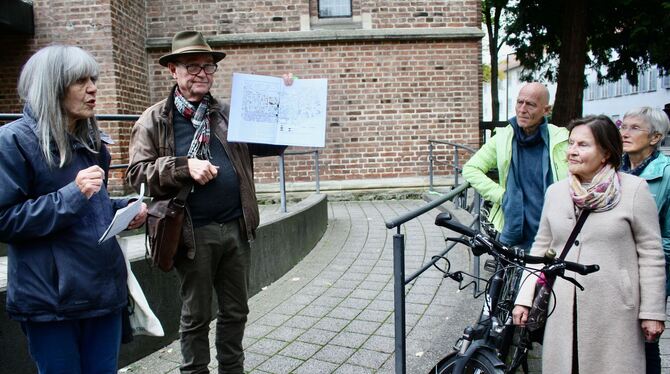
[364,0,480,28]
[0,1,117,113]
[147,39,480,183]
[0,0,148,194]
[108,0,151,194]
[0,0,482,192]
[0,31,31,113]
[145,0,308,37]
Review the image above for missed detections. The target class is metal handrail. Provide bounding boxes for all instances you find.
[277,150,321,213]
[385,136,488,374]
[0,113,140,121]
[385,182,470,229]
[1,113,320,212]
[384,182,481,374]
[428,139,477,192]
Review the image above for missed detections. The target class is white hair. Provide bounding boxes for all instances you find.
[18,45,101,167]
[623,106,670,150]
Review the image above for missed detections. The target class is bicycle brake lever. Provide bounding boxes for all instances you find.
[563,275,584,291]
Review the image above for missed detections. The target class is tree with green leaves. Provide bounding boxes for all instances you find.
[483,0,510,123]
[506,0,670,127]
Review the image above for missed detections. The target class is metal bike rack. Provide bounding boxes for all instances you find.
[384,182,481,374]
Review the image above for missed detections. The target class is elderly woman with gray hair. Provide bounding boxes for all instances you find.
[620,106,670,374]
[0,45,147,373]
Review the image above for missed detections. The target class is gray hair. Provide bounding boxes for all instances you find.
[623,106,670,151]
[18,45,101,167]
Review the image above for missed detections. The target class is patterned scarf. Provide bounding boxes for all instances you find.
[569,164,621,213]
[174,88,212,160]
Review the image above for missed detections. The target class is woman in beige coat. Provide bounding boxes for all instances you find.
[512,115,666,373]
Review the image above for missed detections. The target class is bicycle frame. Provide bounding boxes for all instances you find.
[431,212,599,374]
[446,248,523,373]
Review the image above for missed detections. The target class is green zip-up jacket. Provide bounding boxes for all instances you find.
[462,122,569,231]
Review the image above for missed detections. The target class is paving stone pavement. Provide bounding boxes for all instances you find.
[120,200,483,373]
[119,200,670,374]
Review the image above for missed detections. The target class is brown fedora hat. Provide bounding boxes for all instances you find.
[159,31,226,67]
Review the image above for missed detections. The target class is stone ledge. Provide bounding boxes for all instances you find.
[256,176,458,203]
[146,27,484,49]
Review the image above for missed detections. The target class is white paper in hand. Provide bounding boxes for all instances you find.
[98,183,145,244]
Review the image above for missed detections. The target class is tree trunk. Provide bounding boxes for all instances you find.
[551,0,588,127]
[489,43,500,123]
[484,0,503,123]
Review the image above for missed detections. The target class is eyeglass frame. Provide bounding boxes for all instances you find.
[618,123,653,134]
[177,63,218,75]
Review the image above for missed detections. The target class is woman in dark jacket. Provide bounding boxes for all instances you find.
[0,45,147,373]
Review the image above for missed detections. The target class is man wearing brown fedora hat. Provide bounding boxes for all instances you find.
[127,30,290,374]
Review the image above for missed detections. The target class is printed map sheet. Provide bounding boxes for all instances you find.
[227,73,328,147]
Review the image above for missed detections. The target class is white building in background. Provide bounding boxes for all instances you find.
[582,68,670,123]
[483,54,557,122]
[483,54,670,124]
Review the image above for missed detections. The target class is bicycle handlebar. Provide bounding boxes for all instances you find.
[435,212,600,276]
[436,212,477,237]
[523,254,600,276]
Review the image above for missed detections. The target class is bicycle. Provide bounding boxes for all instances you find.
[428,212,600,374]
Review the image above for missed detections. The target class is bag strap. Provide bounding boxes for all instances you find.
[173,184,192,206]
[558,209,591,260]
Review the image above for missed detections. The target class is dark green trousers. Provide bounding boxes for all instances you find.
[175,220,250,374]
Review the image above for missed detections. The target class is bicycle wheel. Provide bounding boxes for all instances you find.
[433,351,505,374]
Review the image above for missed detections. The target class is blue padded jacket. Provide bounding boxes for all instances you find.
[0,106,129,322]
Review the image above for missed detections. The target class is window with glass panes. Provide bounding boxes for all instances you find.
[615,79,623,96]
[318,0,352,18]
[650,68,658,91]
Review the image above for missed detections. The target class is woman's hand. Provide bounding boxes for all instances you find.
[75,165,105,199]
[282,72,296,86]
[512,305,530,326]
[127,202,147,230]
[641,319,665,342]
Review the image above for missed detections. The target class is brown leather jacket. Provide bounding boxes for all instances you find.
[126,86,285,258]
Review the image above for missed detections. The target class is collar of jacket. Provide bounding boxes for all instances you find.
[161,85,223,122]
[638,152,670,181]
[23,104,40,139]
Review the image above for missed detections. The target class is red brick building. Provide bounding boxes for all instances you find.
[0,0,483,195]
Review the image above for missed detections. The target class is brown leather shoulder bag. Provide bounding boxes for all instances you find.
[145,185,191,272]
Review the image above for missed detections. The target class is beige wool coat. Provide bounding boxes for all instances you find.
[516,173,666,373]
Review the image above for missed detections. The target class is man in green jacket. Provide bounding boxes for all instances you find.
[463,82,568,250]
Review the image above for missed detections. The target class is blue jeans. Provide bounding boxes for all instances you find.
[21,311,122,374]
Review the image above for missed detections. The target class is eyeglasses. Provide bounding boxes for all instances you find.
[179,63,218,75]
[618,124,651,134]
